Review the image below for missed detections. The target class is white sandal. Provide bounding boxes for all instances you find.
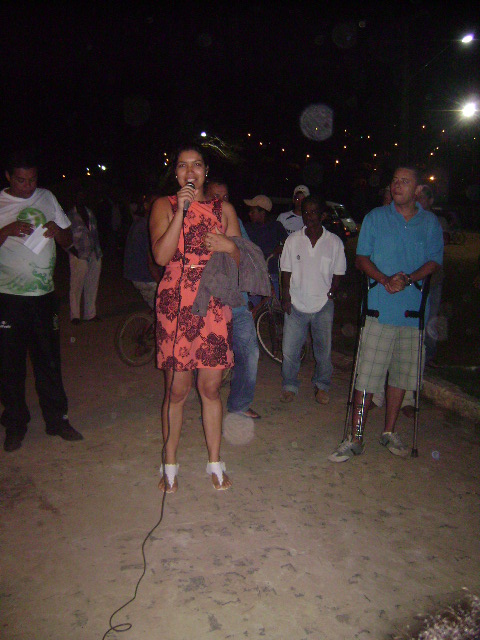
[159,463,179,493]
[206,461,230,491]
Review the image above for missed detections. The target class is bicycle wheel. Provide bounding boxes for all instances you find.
[256,308,284,364]
[256,308,308,365]
[115,311,155,366]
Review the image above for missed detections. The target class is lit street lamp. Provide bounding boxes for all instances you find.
[462,102,478,118]
[400,31,475,161]
[413,32,475,78]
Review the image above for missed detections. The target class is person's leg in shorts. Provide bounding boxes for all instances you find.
[384,324,420,433]
[329,319,394,461]
[351,318,396,440]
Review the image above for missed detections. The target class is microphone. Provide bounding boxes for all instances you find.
[183,182,195,217]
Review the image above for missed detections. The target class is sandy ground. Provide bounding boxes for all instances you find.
[1,254,479,640]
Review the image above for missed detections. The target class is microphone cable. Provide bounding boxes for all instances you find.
[102,202,187,639]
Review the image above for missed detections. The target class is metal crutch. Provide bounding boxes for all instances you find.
[343,275,379,441]
[404,275,431,457]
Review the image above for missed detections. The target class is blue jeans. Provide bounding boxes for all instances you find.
[227,306,259,413]
[281,301,334,394]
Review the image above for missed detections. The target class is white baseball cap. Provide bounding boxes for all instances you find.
[293,185,310,197]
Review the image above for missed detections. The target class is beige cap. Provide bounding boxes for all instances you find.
[243,195,273,212]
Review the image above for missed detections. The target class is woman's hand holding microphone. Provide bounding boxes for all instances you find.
[177,182,196,218]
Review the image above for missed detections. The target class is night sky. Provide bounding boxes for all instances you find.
[1,1,478,203]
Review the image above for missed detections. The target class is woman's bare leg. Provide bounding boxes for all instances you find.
[197,368,232,490]
[159,369,192,492]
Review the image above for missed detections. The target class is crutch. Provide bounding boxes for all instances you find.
[404,275,431,457]
[343,275,379,441]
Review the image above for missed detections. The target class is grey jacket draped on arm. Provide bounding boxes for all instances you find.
[192,237,271,317]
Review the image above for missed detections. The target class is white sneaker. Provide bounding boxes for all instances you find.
[379,432,409,457]
[328,437,365,463]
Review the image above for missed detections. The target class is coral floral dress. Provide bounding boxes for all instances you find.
[155,196,233,371]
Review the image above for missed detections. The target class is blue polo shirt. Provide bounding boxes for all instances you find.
[356,203,443,326]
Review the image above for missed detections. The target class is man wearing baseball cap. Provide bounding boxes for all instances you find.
[277,185,310,235]
[243,195,272,213]
[244,195,287,300]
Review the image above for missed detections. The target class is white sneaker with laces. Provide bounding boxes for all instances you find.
[379,431,409,457]
[328,437,365,463]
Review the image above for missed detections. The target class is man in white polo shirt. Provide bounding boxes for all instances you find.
[280,194,346,404]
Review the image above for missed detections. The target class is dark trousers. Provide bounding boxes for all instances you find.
[0,292,69,433]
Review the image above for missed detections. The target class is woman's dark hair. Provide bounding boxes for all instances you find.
[172,143,209,168]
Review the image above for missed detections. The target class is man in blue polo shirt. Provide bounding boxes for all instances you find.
[329,166,443,463]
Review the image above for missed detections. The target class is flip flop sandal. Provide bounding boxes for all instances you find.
[206,461,231,491]
[159,463,179,493]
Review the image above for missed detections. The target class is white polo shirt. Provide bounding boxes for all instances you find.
[280,227,346,313]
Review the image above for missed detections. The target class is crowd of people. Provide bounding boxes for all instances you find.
[0,148,445,493]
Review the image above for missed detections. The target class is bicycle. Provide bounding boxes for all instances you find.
[115,308,233,386]
[115,254,305,371]
[115,309,155,367]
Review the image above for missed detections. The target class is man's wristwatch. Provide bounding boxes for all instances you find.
[406,275,413,286]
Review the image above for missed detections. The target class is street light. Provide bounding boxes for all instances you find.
[401,30,476,161]
[412,32,475,78]
[462,102,477,118]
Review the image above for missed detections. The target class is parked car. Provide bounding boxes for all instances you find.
[323,208,348,243]
[270,197,359,242]
[325,201,358,238]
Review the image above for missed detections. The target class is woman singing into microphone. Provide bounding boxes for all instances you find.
[150,144,241,493]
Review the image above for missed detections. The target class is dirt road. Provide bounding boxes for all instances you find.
[1,253,479,640]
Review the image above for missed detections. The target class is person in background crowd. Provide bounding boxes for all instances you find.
[381,185,392,206]
[94,194,114,254]
[205,178,261,420]
[416,185,444,368]
[277,185,310,235]
[244,194,287,301]
[67,189,103,324]
[123,192,163,309]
